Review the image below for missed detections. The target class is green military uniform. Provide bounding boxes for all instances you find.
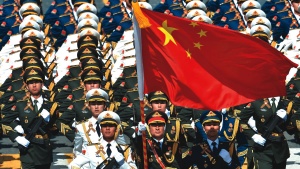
[183,110,240,169]
[286,69,300,143]
[239,98,293,169]
[1,67,57,168]
[137,111,182,168]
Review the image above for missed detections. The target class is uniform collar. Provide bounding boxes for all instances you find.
[31,95,43,104]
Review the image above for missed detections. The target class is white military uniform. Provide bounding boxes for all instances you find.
[69,117,100,168]
[89,139,137,169]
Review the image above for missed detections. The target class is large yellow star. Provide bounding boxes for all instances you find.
[186,49,191,59]
[197,30,207,37]
[189,22,198,28]
[194,42,203,49]
[158,20,178,46]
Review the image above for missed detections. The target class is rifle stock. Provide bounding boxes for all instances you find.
[253,115,282,151]
[18,116,46,153]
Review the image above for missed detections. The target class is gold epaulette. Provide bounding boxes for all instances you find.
[50,102,58,116]
[73,98,86,103]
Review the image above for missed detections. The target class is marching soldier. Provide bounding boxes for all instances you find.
[239,97,294,169]
[183,110,240,169]
[69,110,136,168]
[1,68,56,169]
[194,108,248,168]
[137,110,183,168]
[69,88,109,168]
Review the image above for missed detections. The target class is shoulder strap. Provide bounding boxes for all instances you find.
[147,139,166,169]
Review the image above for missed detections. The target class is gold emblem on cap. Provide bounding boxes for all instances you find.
[28,58,37,64]
[26,49,34,54]
[84,36,92,41]
[153,111,162,117]
[25,39,34,44]
[87,70,96,75]
[29,31,37,37]
[256,26,264,32]
[154,91,164,95]
[87,58,96,64]
[207,111,216,116]
[83,48,91,54]
[104,112,112,118]
[85,20,92,26]
[257,18,265,24]
[29,69,38,75]
[25,21,33,27]
[92,90,100,96]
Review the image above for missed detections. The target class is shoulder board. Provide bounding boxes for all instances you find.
[50,102,58,116]
[16,98,29,102]
[73,98,85,102]
[72,86,84,92]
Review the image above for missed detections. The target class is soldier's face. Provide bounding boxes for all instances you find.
[26,80,43,96]
[149,123,165,140]
[151,100,167,112]
[89,101,106,118]
[84,80,101,91]
[203,122,220,138]
[101,124,117,141]
[292,1,300,14]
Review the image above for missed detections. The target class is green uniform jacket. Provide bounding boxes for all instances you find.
[239,98,292,164]
[1,97,54,165]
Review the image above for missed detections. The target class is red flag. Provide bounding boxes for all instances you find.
[133,3,297,110]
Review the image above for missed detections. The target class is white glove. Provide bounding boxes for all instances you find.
[219,149,232,164]
[15,136,30,147]
[252,134,266,146]
[72,121,76,128]
[40,109,50,122]
[221,108,227,114]
[137,122,147,135]
[112,151,125,166]
[276,109,287,121]
[248,116,257,132]
[14,125,24,134]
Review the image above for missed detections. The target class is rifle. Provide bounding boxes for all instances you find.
[96,144,131,169]
[253,115,283,151]
[18,116,46,153]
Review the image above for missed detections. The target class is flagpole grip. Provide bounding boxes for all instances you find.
[140,100,148,168]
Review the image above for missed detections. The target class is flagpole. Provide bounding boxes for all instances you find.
[139,100,148,168]
[132,1,148,168]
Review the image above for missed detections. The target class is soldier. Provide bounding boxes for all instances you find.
[70,110,136,169]
[1,68,54,169]
[239,97,293,169]
[137,110,183,168]
[55,67,104,141]
[292,0,300,20]
[182,110,240,169]
[69,88,109,168]
[194,108,248,168]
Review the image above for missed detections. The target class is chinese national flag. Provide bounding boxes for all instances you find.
[133,3,297,110]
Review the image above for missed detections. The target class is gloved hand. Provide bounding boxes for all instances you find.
[276,109,287,121]
[248,116,257,132]
[15,136,30,147]
[113,151,125,166]
[252,134,266,146]
[219,149,232,164]
[40,109,50,122]
[72,121,76,128]
[14,125,24,134]
[137,122,147,135]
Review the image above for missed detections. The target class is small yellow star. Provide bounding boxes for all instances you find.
[158,20,178,46]
[186,49,192,59]
[189,22,198,28]
[194,42,203,49]
[197,30,207,37]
